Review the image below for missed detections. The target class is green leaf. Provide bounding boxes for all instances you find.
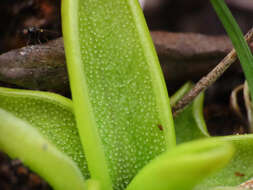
[170,82,193,107]
[85,179,101,190]
[0,108,86,190]
[171,87,253,189]
[125,138,234,190]
[171,85,253,189]
[62,0,175,190]
[210,0,253,101]
[0,87,89,186]
[174,91,209,144]
[195,135,253,189]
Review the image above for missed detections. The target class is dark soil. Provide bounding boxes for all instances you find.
[0,152,52,190]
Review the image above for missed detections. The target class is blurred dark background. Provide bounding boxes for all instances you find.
[0,0,253,54]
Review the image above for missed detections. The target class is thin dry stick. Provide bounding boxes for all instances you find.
[172,27,253,116]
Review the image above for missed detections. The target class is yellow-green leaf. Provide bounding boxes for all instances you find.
[0,87,89,188]
[126,139,234,190]
[0,108,85,190]
[62,0,175,189]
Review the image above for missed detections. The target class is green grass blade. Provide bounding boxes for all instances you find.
[0,109,86,190]
[62,0,175,189]
[210,0,253,101]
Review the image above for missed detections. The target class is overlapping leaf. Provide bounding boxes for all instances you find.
[0,108,85,190]
[171,83,209,144]
[195,135,253,189]
[172,85,253,189]
[126,139,234,190]
[0,87,88,189]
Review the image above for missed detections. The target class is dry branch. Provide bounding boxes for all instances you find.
[172,28,253,116]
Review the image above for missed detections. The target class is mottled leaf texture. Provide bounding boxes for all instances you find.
[0,87,88,188]
[62,0,175,190]
[0,108,85,190]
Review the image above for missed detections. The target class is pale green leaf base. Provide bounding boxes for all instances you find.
[126,139,234,190]
[0,87,88,177]
[0,109,85,190]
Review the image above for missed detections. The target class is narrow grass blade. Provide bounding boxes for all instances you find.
[210,0,253,101]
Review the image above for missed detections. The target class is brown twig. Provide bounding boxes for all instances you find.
[172,27,253,116]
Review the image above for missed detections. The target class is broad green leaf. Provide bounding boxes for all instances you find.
[211,0,253,101]
[0,108,85,190]
[126,139,234,190]
[0,87,88,177]
[62,0,175,190]
[195,135,253,189]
